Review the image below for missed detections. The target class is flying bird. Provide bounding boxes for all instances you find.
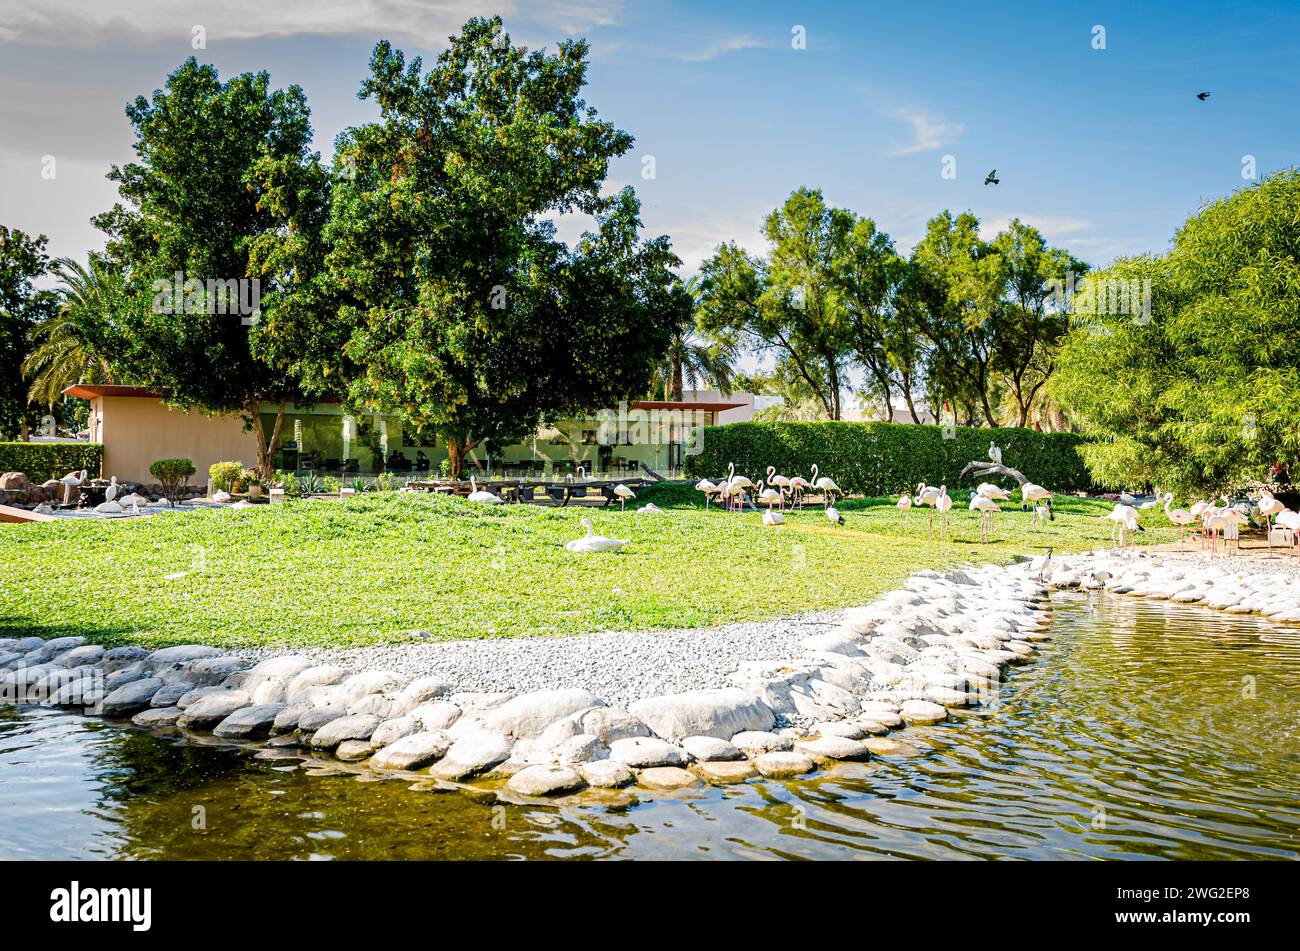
[1196,91,1210,101]
[984,169,999,185]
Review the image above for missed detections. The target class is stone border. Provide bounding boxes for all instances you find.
[0,563,1054,799]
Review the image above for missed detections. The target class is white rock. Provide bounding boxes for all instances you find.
[608,736,690,768]
[680,736,743,762]
[506,764,586,796]
[310,713,382,749]
[627,689,775,741]
[730,730,792,755]
[428,732,514,780]
[484,689,605,739]
[370,732,453,770]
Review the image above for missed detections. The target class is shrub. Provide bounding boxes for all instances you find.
[208,460,245,493]
[0,442,103,482]
[149,457,196,503]
[273,470,299,495]
[684,421,1097,496]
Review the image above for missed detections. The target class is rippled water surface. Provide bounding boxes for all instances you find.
[2,594,1298,860]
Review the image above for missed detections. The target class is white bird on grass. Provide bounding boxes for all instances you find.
[934,486,953,551]
[810,464,842,503]
[694,478,721,510]
[467,475,503,504]
[1162,492,1198,548]
[763,508,786,526]
[636,502,665,515]
[969,492,999,544]
[914,483,943,536]
[564,518,628,553]
[788,474,811,510]
[1102,503,1142,547]
[825,500,845,526]
[897,493,913,533]
[766,467,793,509]
[726,463,755,512]
[976,482,1011,501]
[755,479,784,510]
[1021,483,1054,527]
[613,483,636,512]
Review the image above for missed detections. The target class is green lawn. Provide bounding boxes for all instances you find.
[0,489,1175,648]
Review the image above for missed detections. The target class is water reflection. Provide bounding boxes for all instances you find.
[1,594,1298,860]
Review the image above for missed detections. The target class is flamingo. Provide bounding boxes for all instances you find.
[467,475,503,504]
[1102,503,1141,547]
[1219,499,1248,550]
[914,482,942,536]
[726,463,755,512]
[766,467,793,509]
[60,469,87,506]
[976,482,1011,501]
[636,503,666,515]
[897,493,913,533]
[755,479,784,512]
[1022,483,1054,528]
[1258,490,1286,544]
[1162,493,1198,548]
[934,485,953,551]
[1274,510,1300,556]
[788,474,811,510]
[694,478,721,510]
[763,508,786,526]
[810,464,842,504]
[564,518,628,553]
[613,483,636,512]
[969,493,999,544]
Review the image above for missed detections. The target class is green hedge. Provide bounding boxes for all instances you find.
[0,442,103,483]
[685,421,1096,496]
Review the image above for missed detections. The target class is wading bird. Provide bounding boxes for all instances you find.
[810,464,842,504]
[1021,483,1054,527]
[1102,503,1142,547]
[694,478,721,510]
[935,486,953,551]
[915,482,943,536]
[467,475,503,504]
[897,492,913,533]
[613,483,636,512]
[766,467,793,509]
[564,518,629,553]
[976,482,1010,501]
[1162,492,1198,548]
[969,492,999,544]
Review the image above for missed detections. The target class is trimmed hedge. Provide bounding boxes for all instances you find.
[685,421,1096,496]
[0,442,103,482]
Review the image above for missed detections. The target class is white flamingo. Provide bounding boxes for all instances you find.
[60,468,87,506]
[914,482,942,536]
[1022,482,1053,528]
[727,463,755,511]
[1259,490,1286,544]
[810,464,842,504]
[1162,493,1198,548]
[467,475,503,504]
[755,479,784,512]
[564,518,628,553]
[788,473,811,510]
[969,493,999,544]
[613,483,636,512]
[935,485,953,551]
[766,466,793,509]
[636,502,666,515]
[1218,497,1248,550]
[976,482,1010,501]
[1274,509,1300,556]
[1102,503,1141,547]
[897,493,913,533]
[694,478,721,510]
[763,508,786,526]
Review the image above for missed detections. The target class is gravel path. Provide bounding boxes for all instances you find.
[235,610,848,710]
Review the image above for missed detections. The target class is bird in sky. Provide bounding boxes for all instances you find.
[1196,91,1210,101]
[984,169,999,185]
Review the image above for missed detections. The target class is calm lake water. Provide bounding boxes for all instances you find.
[2,594,1298,860]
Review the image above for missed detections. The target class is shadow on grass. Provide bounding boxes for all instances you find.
[0,617,160,647]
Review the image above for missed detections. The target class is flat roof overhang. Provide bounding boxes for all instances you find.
[62,384,160,400]
[629,401,746,413]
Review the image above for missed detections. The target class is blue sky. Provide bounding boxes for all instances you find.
[2,0,1297,274]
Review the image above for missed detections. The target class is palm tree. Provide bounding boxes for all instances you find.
[22,257,122,407]
[651,276,739,401]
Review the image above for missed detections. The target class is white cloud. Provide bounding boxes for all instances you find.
[979,214,1094,240]
[674,33,772,63]
[886,107,963,156]
[0,0,624,48]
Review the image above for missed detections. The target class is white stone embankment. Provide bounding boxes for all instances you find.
[0,562,1058,797]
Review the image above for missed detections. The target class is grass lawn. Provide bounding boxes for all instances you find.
[0,488,1176,648]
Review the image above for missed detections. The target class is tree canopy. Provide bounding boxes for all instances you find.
[1052,168,1300,495]
[0,226,57,439]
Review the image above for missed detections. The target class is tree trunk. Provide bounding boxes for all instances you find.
[248,396,287,482]
[671,353,683,402]
[960,460,1029,486]
[445,436,481,479]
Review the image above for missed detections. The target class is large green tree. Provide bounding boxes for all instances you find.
[1053,169,1300,495]
[303,19,679,476]
[697,188,854,419]
[0,226,57,439]
[93,58,328,477]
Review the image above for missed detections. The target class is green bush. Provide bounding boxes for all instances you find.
[149,457,196,502]
[0,443,103,482]
[685,421,1097,496]
[208,460,245,493]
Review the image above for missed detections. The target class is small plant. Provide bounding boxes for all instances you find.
[299,474,325,495]
[273,470,299,495]
[322,475,341,494]
[150,457,196,504]
[349,477,374,493]
[236,467,259,493]
[208,460,245,493]
[372,471,403,492]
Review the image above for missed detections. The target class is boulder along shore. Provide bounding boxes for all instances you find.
[15,550,1277,799]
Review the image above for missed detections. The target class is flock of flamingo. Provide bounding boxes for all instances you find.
[694,463,845,526]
